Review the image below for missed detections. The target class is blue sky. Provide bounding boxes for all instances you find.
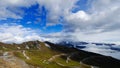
[0,3,63,33]
[0,0,120,43]
[0,0,90,33]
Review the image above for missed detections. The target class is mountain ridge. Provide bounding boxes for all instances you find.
[0,40,120,68]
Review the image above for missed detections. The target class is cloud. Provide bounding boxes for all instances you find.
[0,23,42,44]
[41,31,77,43]
[60,0,120,43]
[36,0,78,25]
[0,0,37,20]
[0,0,79,43]
[65,0,120,32]
[67,11,90,21]
[26,21,32,24]
[0,0,120,43]
[0,0,78,20]
[40,30,120,44]
[80,43,120,59]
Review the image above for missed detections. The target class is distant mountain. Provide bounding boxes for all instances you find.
[55,41,117,48]
[55,41,120,59]
[45,41,120,68]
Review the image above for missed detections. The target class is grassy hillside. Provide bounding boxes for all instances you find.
[1,41,120,68]
[0,41,90,68]
[13,41,88,68]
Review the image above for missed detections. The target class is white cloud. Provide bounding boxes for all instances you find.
[27,21,32,24]
[37,0,78,25]
[62,0,120,43]
[67,11,90,21]
[41,30,120,44]
[81,43,120,59]
[0,23,42,44]
[0,0,78,21]
[0,0,37,20]
[0,0,79,43]
[65,0,120,31]
[0,0,120,43]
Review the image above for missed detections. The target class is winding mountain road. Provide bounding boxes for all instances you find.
[0,51,30,68]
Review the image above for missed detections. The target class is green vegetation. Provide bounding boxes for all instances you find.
[14,50,91,68]
[14,48,65,67]
[14,51,26,60]
[0,41,91,68]
[14,50,71,68]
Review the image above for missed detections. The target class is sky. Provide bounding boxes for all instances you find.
[0,0,120,44]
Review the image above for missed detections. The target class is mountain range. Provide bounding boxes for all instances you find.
[0,40,120,68]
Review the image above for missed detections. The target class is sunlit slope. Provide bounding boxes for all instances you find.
[0,41,89,68]
[0,41,120,68]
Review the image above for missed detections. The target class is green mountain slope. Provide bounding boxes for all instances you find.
[0,41,120,68]
[0,41,90,68]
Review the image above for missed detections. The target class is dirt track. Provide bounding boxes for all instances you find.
[0,52,30,68]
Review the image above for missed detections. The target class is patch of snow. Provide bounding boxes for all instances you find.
[17,47,21,49]
[45,43,51,48]
[37,44,41,49]
[3,47,7,49]
[25,45,29,49]
[3,52,8,56]
[91,66,99,68]
[22,50,30,60]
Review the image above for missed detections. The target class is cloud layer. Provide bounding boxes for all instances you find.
[0,23,42,43]
[81,43,120,59]
[0,0,120,43]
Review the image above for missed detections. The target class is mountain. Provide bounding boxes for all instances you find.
[0,41,120,68]
[45,41,120,68]
[55,41,117,49]
[56,41,120,59]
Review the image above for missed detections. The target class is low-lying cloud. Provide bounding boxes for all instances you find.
[0,23,42,44]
